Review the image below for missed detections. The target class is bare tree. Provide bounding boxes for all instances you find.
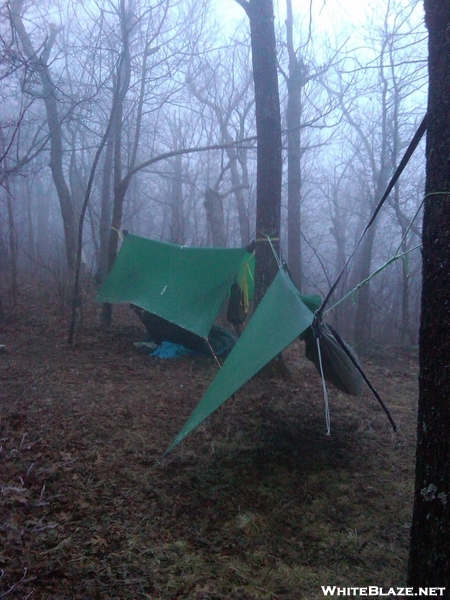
[188,45,254,246]
[325,0,426,346]
[99,0,210,323]
[9,0,78,269]
[280,0,336,290]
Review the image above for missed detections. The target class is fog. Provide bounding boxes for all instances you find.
[0,0,427,348]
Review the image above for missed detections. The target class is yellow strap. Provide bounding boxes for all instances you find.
[111,226,124,242]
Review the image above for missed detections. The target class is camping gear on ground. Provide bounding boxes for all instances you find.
[147,327,237,359]
[206,326,237,356]
[133,341,158,354]
[151,341,197,359]
[132,305,237,357]
[131,305,208,352]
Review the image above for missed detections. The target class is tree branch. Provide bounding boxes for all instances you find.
[124,137,257,188]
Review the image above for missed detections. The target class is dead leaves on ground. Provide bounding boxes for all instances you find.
[0,295,418,598]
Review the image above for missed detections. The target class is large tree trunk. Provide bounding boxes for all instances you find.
[285,0,304,291]
[407,0,450,589]
[238,0,282,307]
[101,8,132,326]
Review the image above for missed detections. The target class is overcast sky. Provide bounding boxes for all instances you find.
[214,0,425,49]
[215,0,371,34]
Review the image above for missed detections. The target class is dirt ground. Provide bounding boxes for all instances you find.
[0,280,419,599]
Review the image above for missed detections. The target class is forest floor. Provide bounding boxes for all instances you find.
[0,278,419,599]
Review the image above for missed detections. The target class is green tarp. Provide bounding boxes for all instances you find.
[96,235,327,452]
[167,269,315,452]
[96,234,249,339]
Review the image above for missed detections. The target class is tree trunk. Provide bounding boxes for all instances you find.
[222,130,251,246]
[0,131,18,315]
[204,188,227,247]
[102,181,127,326]
[36,176,51,260]
[5,176,18,314]
[353,224,376,347]
[285,0,304,291]
[106,112,126,280]
[0,198,8,322]
[9,1,77,270]
[238,0,282,308]
[407,0,450,589]
[98,130,114,279]
[42,72,77,270]
[353,155,389,347]
[0,216,8,273]
[400,237,411,346]
[101,1,134,326]
[188,73,252,247]
[169,152,186,245]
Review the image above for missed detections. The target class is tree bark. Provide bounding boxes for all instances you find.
[407,0,450,589]
[101,3,132,326]
[237,0,283,307]
[285,0,304,291]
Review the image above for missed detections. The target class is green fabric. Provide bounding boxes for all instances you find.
[167,269,314,452]
[299,293,322,314]
[96,234,249,339]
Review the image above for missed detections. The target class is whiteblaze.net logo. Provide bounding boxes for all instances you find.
[321,587,446,597]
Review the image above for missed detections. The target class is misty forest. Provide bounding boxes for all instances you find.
[1,0,448,597]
